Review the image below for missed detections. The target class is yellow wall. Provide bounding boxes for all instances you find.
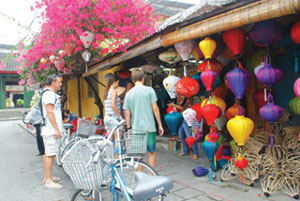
[66,65,122,120]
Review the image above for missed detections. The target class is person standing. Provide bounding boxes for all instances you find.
[41,74,63,189]
[123,69,164,168]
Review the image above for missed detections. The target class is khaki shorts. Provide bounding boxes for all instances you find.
[42,135,59,156]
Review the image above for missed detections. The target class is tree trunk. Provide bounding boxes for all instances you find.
[84,76,104,119]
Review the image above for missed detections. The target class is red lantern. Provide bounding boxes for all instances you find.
[185,136,196,148]
[223,28,247,57]
[118,71,131,79]
[198,59,224,74]
[291,20,300,45]
[191,103,202,122]
[201,104,220,126]
[200,68,218,92]
[235,157,248,170]
[252,89,267,109]
[176,77,200,98]
[167,107,177,114]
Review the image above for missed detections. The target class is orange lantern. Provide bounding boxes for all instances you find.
[225,103,245,120]
[213,84,228,100]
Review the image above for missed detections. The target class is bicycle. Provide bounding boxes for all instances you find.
[62,120,173,201]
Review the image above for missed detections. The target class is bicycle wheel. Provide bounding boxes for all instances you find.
[56,135,69,166]
[115,157,158,191]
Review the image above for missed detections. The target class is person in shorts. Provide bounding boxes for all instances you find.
[123,69,164,168]
[41,74,63,190]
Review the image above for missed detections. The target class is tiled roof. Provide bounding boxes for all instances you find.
[0,44,18,72]
[147,0,194,16]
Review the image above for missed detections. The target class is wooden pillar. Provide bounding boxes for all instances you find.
[77,76,82,117]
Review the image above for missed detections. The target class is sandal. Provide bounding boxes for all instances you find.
[192,155,199,160]
[178,153,187,157]
[43,177,61,183]
[44,181,63,190]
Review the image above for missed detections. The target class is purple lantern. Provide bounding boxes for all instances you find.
[274,68,283,84]
[259,94,283,124]
[226,66,250,99]
[200,68,218,91]
[250,19,284,47]
[256,56,277,88]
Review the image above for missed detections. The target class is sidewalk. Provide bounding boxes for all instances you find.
[0,108,29,121]
[17,123,294,201]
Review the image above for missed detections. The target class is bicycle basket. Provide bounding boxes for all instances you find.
[125,129,148,155]
[77,119,98,137]
[61,138,113,189]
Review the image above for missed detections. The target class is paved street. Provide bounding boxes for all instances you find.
[0,120,296,201]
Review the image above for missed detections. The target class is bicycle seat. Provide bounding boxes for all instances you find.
[63,123,73,130]
[133,172,173,201]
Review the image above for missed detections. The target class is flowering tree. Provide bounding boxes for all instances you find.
[14,0,158,86]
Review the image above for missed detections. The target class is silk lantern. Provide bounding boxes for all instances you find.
[256,57,276,88]
[198,59,224,74]
[199,37,216,59]
[291,20,300,45]
[223,28,247,57]
[213,84,228,100]
[191,103,202,122]
[289,96,300,115]
[202,140,219,182]
[294,77,300,97]
[165,112,183,153]
[200,69,218,92]
[225,103,245,120]
[183,108,196,127]
[227,115,254,146]
[214,115,226,131]
[201,104,220,126]
[159,49,182,64]
[174,40,196,61]
[235,156,248,170]
[80,31,95,49]
[254,62,264,76]
[167,107,177,114]
[196,37,225,59]
[201,96,226,114]
[192,46,202,61]
[250,19,283,47]
[226,67,251,99]
[185,136,196,148]
[206,127,219,142]
[163,75,181,99]
[176,77,200,98]
[252,89,267,109]
[259,94,283,124]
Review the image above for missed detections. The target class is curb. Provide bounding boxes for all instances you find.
[18,122,35,137]
[0,118,22,121]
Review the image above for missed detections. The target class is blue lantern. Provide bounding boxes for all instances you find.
[202,140,219,182]
[165,112,183,153]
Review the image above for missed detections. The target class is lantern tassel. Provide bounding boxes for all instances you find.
[190,150,193,158]
[240,174,244,184]
[174,137,176,153]
[209,166,213,183]
[270,131,274,147]
[264,88,267,101]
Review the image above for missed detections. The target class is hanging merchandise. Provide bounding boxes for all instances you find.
[141,64,161,73]
[252,89,267,109]
[117,71,131,79]
[201,96,226,114]
[174,40,196,61]
[201,104,220,126]
[176,76,200,98]
[65,43,76,56]
[249,19,283,48]
[191,103,202,122]
[198,59,224,74]
[195,37,225,60]
[225,103,245,120]
[58,50,66,57]
[183,108,197,127]
[202,139,219,182]
[185,136,196,157]
[167,106,178,114]
[254,62,264,76]
[163,72,181,99]
[80,31,95,49]
[199,37,217,60]
[259,94,283,147]
[289,96,300,115]
[213,84,228,100]
[158,49,182,64]
[205,127,219,142]
[291,20,300,45]
[223,28,247,58]
[294,77,300,97]
[192,46,202,61]
[40,57,47,65]
[214,115,227,131]
[200,68,218,92]
[165,112,183,153]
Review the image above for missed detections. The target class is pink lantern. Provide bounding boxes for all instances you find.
[200,68,218,91]
[174,40,196,61]
[294,77,300,97]
[80,31,95,49]
[183,108,196,127]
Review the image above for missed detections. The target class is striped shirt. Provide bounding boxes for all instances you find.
[104,89,121,118]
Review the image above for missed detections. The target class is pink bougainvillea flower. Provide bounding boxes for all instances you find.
[100,48,109,54]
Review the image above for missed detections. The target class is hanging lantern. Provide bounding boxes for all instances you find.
[256,57,276,88]
[192,46,202,61]
[200,69,218,92]
[183,108,196,127]
[174,40,196,61]
[141,64,161,73]
[163,75,181,99]
[199,37,217,60]
[201,104,220,126]
[235,156,248,170]
[294,77,300,97]
[164,112,183,136]
[291,20,300,45]
[250,19,283,47]
[167,107,177,114]
[274,68,283,84]
[254,62,264,76]
[58,50,66,57]
[82,50,91,62]
[176,77,200,98]
[289,96,300,115]
[196,37,225,59]
[201,96,226,114]
[40,57,47,65]
[259,94,283,124]
[49,55,56,63]
[65,43,76,56]
[202,140,219,182]
[191,103,202,122]
[225,103,245,120]
[214,115,227,131]
[117,71,131,79]
[198,59,224,74]
[227,115,254,146]
[226,67,251,99]
[213,84,228,100]
[80,31,95,49]
[252,89,267,109]
[206,128,219,142]
[223,28,247,57]
[158,49,182,64]
[185,136,196,148]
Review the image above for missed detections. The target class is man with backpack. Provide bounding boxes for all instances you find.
[41,74,63,190]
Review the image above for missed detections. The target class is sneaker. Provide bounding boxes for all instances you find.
[44,181,63,190]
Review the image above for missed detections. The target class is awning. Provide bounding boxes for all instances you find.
[83,0,300,77]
